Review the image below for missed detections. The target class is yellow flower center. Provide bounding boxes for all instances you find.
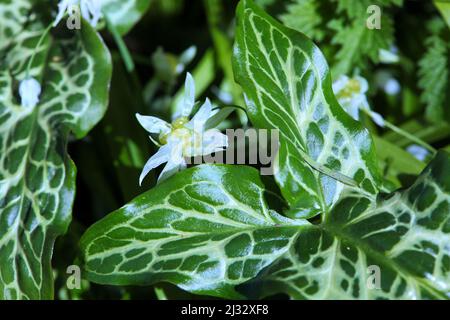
[172,116,189,129]
[336,78,361,99]
[158,117,202,156]
[159,117,190,145]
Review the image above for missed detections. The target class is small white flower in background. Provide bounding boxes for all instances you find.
[136,73,228,185]
[175,46,197,75]
[407,145,429,161]
[374,71,401,96]
[333,75,385,127]
[19,77,41,108]
[54,0,102,27]
[378,47,400,64]
[383,78,401,96]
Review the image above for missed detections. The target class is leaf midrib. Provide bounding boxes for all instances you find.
[86,222,307,261]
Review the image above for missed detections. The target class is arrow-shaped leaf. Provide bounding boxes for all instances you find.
[81,152,450,300]
[80,165,306,299]
[0,10,112,299]
[243,151,450,299]
[232,0,382,218]
[0,0,30,52]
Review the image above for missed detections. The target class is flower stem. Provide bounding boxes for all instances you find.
[361,109,437,155]
[383,121,437,154]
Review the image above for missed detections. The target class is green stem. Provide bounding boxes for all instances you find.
[154,287,168,300]
[104,13,135,73]
[26,23,53,78]
[362,109,437,155]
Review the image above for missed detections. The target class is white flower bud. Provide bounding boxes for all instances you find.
[19,77,41,108]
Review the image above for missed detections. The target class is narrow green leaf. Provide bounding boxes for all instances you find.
[80,165,305,299]
[232,0,382,218]
[243,151,450,299]
[0,15,112,299]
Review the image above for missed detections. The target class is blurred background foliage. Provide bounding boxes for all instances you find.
[56,0,450,299]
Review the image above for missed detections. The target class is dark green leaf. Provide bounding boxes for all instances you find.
[244,151,450,299]
[80,165,304,299]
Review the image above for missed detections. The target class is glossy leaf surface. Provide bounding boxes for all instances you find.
[0,6,111,298]
[233,0,382,218]
[81,165,304,299]
[244,151,450,299]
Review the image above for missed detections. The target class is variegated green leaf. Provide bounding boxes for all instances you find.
[0,0,29,52]
[101,0,151,35]
[243,151,450,299]
[80,165,305,299]
[233,0,382,218]
[0,11,112,299]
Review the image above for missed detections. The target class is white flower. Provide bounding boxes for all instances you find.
[378,47,399,64]
[136,73,228,185]
[384,78,401,96]
[374,71,401,96]
[407,145,429,161]
[54,0,102,27]
[175,46,197,75]
[333,75,385,127]
[19,77,41,108]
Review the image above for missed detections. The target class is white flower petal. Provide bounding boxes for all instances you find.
[355,76,369,93]
[332,75,350,93]
[346,104,360,121]
[407,145,429,162]
[379,48,399,64]
[176,46,197,74]
[139,143,173,185]
[80,1,89,23]
[384,78,401,95]
[19,78,41,108]
[81,0,102,27]
[200,129,229,155]
[157,144,186,182]
[136,113,171,135]
[370,111,385,127]
[186,98,212,130]
[174,72,196,120]
[359,96,371,111]
[53,0,75,26]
